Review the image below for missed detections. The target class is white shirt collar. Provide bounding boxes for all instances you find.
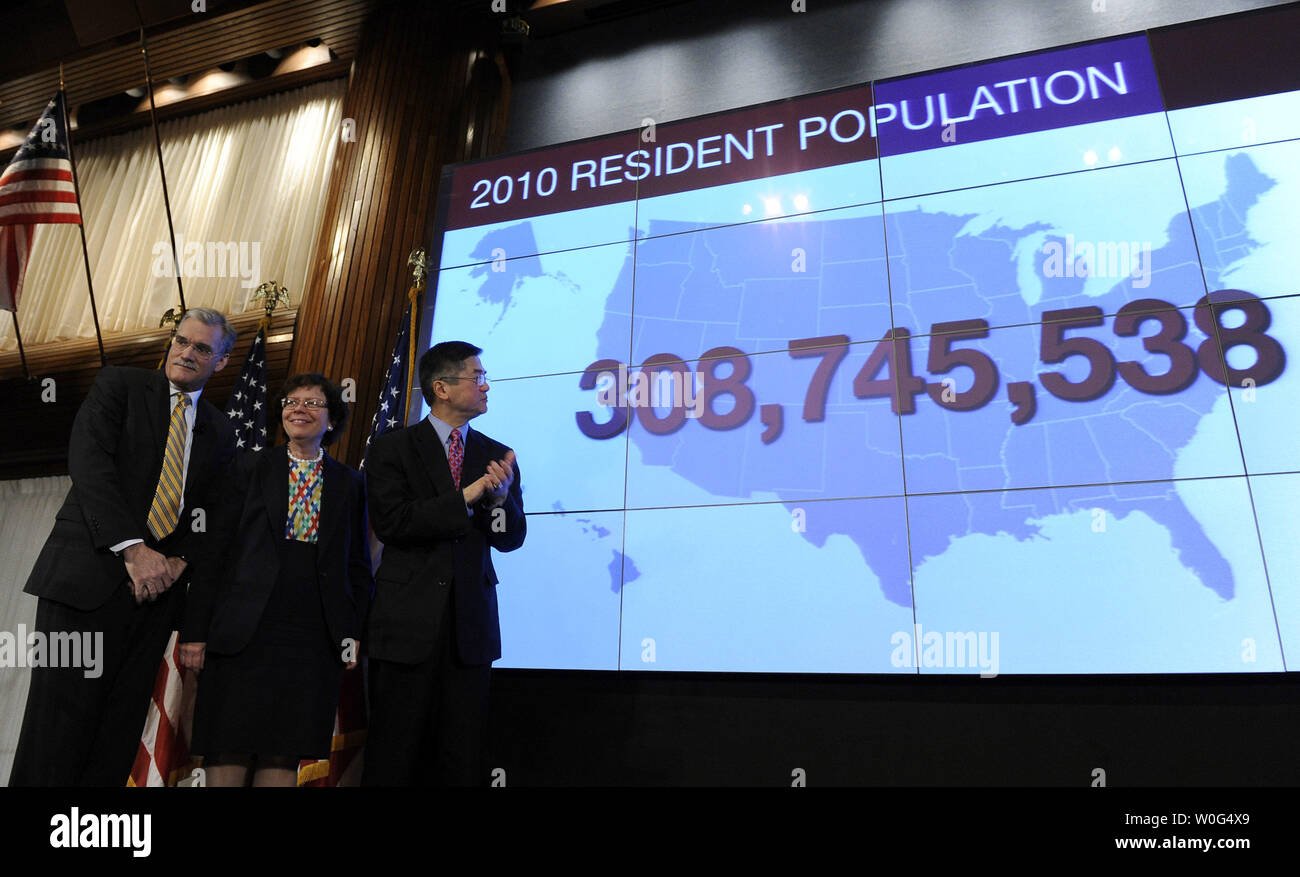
[426,412,469,448]
[167,382,202,409]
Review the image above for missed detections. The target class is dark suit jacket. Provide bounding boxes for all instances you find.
[24,365,235,612]
[180,445,373,657]
[365,420,525,666]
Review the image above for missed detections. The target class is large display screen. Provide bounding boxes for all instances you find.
[423,14,1300,675]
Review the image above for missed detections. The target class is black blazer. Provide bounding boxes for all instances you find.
[24,365,235,611]
[365,420,525,666]
[181,445,373,657]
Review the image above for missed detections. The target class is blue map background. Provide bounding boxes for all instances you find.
[431,135,1298,674]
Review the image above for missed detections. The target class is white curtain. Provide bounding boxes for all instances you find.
[1,78,345,350]
[0,475,71,783]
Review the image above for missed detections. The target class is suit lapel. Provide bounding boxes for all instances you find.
[414,419,458,496]
[184,400,214,502]
[462,426,486,482]
[261,446,289,539]
[146,370,170,471]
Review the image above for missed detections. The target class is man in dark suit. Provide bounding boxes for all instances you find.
[362,340,525,786]
[10,307,237,786]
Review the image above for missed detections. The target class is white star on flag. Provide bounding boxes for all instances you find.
[361,302,416,471]
[223,324,270,455]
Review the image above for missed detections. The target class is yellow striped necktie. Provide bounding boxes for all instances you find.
[146,393,191,540]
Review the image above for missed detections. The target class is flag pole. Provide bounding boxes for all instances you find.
[403,248,429,424]
[10,310,30,380]
[59,64,106,366]
[133,1,185,314]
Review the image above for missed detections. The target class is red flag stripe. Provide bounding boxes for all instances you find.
[0,190,79,206]
[151,685,181,776]
[0,215,81,226]
[0,224,32,312]
[130,650,174,786]
[151,641,190,786]
[129,635,190,787]
[0,179,76,194]
[0,169,74,186]
[129,745,154,788]
[1,158,72,170]
[0,208,81,225]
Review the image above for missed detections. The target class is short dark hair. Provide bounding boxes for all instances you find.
[418,341,483,406]
[280,373,348,446]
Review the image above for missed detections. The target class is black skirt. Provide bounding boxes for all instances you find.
[192,538,341,761]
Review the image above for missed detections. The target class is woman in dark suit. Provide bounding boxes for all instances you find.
[180,373,373,787]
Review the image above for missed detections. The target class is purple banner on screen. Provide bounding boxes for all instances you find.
[873,35,1163,156]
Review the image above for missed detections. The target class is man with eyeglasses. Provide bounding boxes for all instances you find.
[11,307,237,786]
[362,340,526,786]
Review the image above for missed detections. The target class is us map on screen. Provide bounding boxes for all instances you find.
[425,29,1300,674]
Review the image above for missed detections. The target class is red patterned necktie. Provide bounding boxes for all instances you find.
[448,427,463,488]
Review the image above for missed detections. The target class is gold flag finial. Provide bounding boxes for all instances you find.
[156,307,184,368]
[252,280,290,332]
[158,307,182,329]
[252,280,290,318]
[407,248,429,290]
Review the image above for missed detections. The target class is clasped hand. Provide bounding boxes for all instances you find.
[461,449,516,508]
[123,543,187,604]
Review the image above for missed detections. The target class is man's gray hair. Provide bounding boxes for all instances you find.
[179,306,237,356]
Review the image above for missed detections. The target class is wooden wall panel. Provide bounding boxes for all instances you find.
[290,1,511,468]
[0,307,298,479]
[0,0,377,130]
[0,0,510,478]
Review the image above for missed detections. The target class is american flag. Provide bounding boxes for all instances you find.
[0,91,81,312]
[224,325,270,452]
[296,669,367,787]
[359,302,414,469]
[129,633,200,787]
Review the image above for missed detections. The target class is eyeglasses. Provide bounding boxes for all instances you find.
[282,398,330,409]
[171,334,217,359]
[436,371,488,387]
